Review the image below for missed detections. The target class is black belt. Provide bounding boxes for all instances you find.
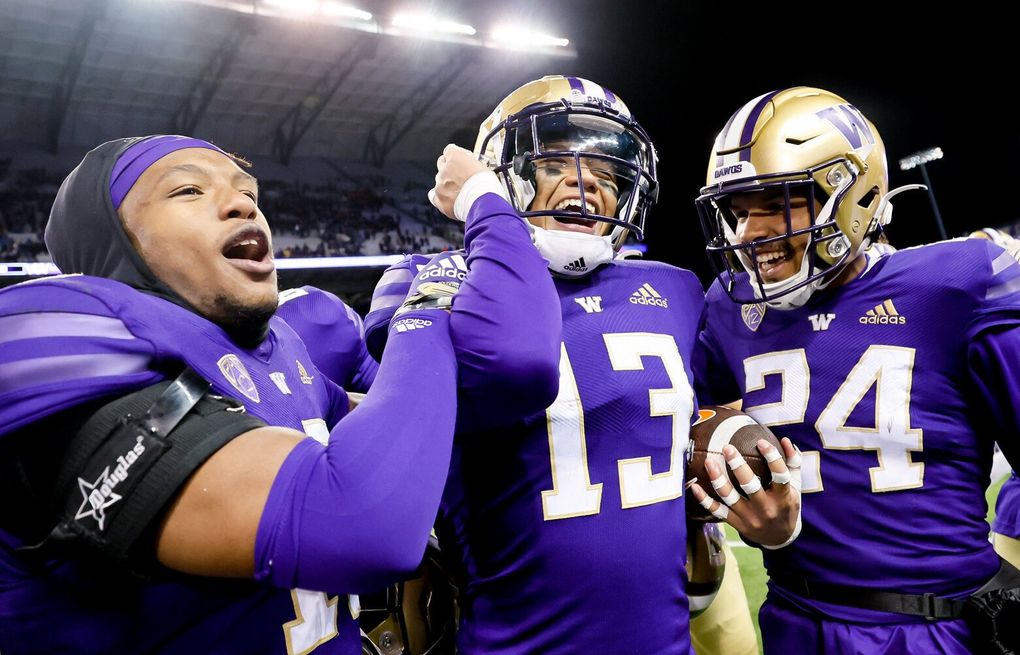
[770,575,967,621]
[771,560,1020,621]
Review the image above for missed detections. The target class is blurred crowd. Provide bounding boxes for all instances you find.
[0,159,459,263]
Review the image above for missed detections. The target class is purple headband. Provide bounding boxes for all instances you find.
[109,135,227,209]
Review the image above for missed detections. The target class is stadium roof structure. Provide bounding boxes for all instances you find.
[0,0,577,167]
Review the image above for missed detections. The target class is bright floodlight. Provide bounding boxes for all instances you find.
[263,0,318,14]
[899,147,944,171]
[322,2,372,20]
[392,12,476,36]
[491,25,569,48]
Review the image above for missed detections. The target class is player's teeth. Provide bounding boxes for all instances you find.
[554,199,596,213]
[756,252,784,264]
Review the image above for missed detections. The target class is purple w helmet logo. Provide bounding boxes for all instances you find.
[816,104,876,150]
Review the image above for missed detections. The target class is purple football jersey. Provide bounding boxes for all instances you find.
[695,239,1020,624]
[0,275,359,654]
[276,285,378,393]
[438,259,705,654]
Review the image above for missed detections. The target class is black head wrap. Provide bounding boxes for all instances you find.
[44,135,270,346]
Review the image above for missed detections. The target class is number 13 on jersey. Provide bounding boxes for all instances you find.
[541,332,695,521]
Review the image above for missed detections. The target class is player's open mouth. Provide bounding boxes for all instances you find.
[754,246,792,280]
[222,226,274,275]
[552,198,599,232]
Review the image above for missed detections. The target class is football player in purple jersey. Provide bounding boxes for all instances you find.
[275,286,378,395]
[965,228,1020,573]
[693,87,1020,654]
[0,135,560,654]
[364,76,801,655]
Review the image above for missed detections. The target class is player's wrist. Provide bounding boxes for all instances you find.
[453,171,510,222]
[760,514,802,550]
[388,308,450,336]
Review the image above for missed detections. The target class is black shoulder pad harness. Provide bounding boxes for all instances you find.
[22,368,265,571]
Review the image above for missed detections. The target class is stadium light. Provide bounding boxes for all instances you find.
[898,147,943,171]
[322,2,372,21]
[491,26,569,49]
[392,13,476,36]
[262,0,318,15]
[899,146,947,240]
[164,0,574,55]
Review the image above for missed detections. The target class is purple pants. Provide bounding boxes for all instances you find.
[759,593,975,655]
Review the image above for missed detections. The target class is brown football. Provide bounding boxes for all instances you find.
[686,405,782,522]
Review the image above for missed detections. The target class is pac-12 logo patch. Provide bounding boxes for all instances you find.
[741,303,766,332]
[218,354,260,403]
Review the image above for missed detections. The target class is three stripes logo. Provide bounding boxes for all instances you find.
[393,318,433,333]
[859,299,906,325]
[564,257,588,273]
[418,253,468,282]
[630,283,669,308]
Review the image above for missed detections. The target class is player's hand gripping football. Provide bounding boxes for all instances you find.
[428,144,491,220]
[688,437,803,549]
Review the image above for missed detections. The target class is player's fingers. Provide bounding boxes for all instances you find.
[780,438,803,493]
[427,188,440,210]
[722,444,762,496]
[706,456,741,507]
[689,482,729,521]
[760,439,791,485]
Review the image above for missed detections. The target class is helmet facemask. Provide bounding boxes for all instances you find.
[696,87,890,309]
[478,99,657,252]
[697,157,866,309]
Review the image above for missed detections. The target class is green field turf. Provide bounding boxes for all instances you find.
[720,474,1009,654]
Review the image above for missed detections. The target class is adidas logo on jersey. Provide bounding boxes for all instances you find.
[629,283,669,308]
[418,254,468,281]
[393,317,433,332]
[859,299,906,324]
[564,257,588,273]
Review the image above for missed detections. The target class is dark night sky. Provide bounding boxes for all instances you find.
[492,0,1013,279]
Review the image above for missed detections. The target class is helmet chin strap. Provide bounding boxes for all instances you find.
[754,184,926,310]
[869,184,927,235]
[532,225,615,278]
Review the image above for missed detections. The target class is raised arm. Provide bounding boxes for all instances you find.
[429,145,562,428]
[157,306,455,592]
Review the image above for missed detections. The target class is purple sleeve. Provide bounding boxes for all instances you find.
[967,324,1020,470]
[967,240,1020,339]
[364,255,432,362]
[322,376,350,428]
[276,287,378,393]
[451,193,561,429]
[253,310,456,593]
[350,344,378,392]
[0,282,160,436]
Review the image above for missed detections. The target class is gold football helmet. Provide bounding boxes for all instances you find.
[696,87,890,309]
[687,522,725,618]
[474,75,658,250]
[359,537,457,655]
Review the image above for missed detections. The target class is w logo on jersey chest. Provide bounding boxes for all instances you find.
[808,313,836,331]
[574,296,603,313]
